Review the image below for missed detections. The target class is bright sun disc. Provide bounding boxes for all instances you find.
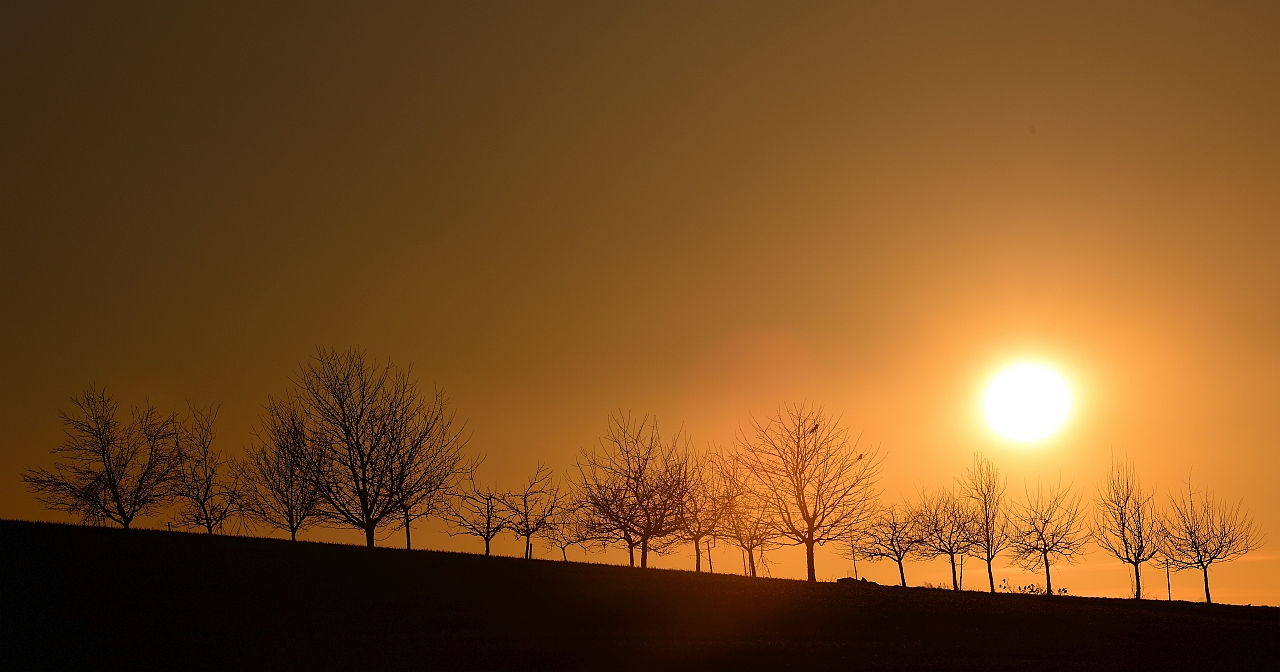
[983,363,1071,442]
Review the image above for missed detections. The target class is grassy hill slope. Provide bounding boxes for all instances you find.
[2,519,1276,670]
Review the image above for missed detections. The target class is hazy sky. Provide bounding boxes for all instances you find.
[3,2,1278,602]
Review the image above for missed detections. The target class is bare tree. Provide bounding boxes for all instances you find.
[388,387,469,550]
[296,346,452,548]
[1093,456,1163,599]
[915,486,975,590]
[445,466,511,556]
[739,403,882,582]
[23,387,179,528]
[504,462,561,559]
[576,413,688,568]
[236,396,320,541]
[677,448,726,572]
[172,403,239,534]
[860,504,920,587]
[959,454,1010,593]
[543,497,597,561]
[715,453,778,577]
[1008,481,1089,596]
[1163,478,1263,603]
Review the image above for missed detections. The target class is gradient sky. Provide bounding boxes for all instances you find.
[3,2,1278,603]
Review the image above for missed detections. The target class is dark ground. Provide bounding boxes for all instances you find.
[2,519,1276,671]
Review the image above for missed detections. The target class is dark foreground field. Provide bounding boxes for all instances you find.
[2,520,1276,671]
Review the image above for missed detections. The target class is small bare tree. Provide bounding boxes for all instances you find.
[677,448,726,572]
[172,403,239,534]
[860,504,920,587]
[715,454,778,577]
[576,413,688,568]
[543,497,597,561]
[1093,456,1163,599]
[445,465,511,556]
[739,403,882,582]
[504,462,561,559]
[1008,481,1089,596]
[237,396,320,541]
[23,387,179,528]
[1163,478,1263,603]
[959,454,1010,593]
[914,487,975,590]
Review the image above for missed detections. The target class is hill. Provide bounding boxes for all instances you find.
[2,519,1277,670]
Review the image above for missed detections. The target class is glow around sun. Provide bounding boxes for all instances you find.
[983,363,1072,442]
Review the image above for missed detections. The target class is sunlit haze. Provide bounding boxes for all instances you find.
[983,364,1072,443]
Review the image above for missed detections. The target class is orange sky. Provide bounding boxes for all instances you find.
[3,2,1278,603]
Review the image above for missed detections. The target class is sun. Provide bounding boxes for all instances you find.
[983,363,1072,442]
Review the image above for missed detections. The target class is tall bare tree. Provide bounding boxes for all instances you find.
[1163,478,1263,603]
[739,403,882,582]
[576,413,688,568]
[715,453,778,577]
[860,504,920,587]
[915,487,976,590]
[677,448,726,572]
[172,403,239,534]
[445,466,511,556]
[1093,456,1163,599]
[23,387,179,528]
[388,387,468,550]
[1008,481,1089,596]
[959,454,1010,593]
[236,396,320,541]
[504,462,561,559]
[296,346,454,548]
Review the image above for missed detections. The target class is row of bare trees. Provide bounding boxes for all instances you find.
[22,353,1263,602]
[855,455,1262,603]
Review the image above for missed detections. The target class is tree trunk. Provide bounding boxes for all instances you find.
[694,536,702,572]
[805,541,816,582]
[364,526,376,548]
[986,558,995,593]
[706,539,714,573]
[560,547,568,561]
[640,539,649,568]
[948,554,958,590]
[897,559,907,587]
[1043,553,1053,596]
[404,510,412,550]
[1202,566,1212,603]
[747,548,757,577]
[484,537,492,556]
[524,535,532,559]
[1133,562,1142,599]
[290,528,297,542]
[628,543,635,567]
[1166,562,1172,600]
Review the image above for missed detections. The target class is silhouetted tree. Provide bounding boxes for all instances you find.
[544,497,597,561]
[1162,478,1263,603]
[236,396,320,541]
[739,403,882,582]
[1008,481,1089,596]
[296,347,451,548]
[576,413,688,567]
[172,403,239,533]
[23,387,179,528]
[915,486,976,590]
[1093,456,1163,599]
[716,453,777,577]
[960,454,1010,593]
[388,387,468,550]
[504,462,561,559]
[445,465,511,556]
[677,448,726,572]
[861,504,920,587]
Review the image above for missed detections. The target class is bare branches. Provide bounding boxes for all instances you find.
[236,397,320,541]
[1163,477,1263,603]
[23,387,179,528]
[388,387,469,550]
[738,403,881,582]
[1008,480,1089,596]
[860,504,920,587]
[504,462,561,559]
[172,403,239,534]
[715,453,778,577]
[445,465,511,556]
[959,453,1009,593]
[677,448,726,572]
[914,487,975,590]
[1093,456,1162,599]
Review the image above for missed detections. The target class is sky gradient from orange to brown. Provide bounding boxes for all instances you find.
[2,2,1278,603]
